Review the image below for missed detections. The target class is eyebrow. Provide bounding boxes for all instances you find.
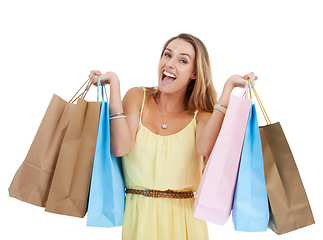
[165,48,191,59]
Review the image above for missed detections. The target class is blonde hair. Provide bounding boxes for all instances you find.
[146,33,217,113]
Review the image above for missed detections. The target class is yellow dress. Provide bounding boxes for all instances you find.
[121,88,209,240]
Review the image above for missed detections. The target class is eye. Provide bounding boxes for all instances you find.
[180,59,188,64]
[164,52,171,58]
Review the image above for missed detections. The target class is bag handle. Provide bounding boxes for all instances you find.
[97,76,108,102]
[249,80,271,125]
[69,78,93,103]
[240,83,249,99]
[241,80,253,100]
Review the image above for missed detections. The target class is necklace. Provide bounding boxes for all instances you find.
[157,99,185,129]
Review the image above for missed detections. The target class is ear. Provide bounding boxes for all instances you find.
[190,72,196,80]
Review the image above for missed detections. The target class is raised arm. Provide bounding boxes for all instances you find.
[196,73,257,157]
[90,71,143,157]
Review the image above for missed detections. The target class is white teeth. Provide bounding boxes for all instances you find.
[163,71,176,78]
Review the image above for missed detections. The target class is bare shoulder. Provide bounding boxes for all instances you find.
[123,87,144,99]
[122,87,145,109]
[196,111,212,124]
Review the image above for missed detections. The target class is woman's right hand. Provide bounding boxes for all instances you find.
[89,70,120,86]
[227,72,258,89]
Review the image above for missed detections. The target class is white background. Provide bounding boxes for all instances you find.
[1,0,322,239]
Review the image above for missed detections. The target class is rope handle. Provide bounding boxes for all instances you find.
[69,75,108,103]
[97,76,108,102]
[240,83,249,99]
[69,78,93,103]
[249,80,271,125]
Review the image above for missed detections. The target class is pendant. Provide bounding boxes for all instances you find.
[161,123,167,129]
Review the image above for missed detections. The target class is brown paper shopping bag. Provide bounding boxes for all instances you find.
[251,82,315,234]
[45,96,100,218]
[9,94,75,207]
[9,79,93,207]
[259,123,315,234]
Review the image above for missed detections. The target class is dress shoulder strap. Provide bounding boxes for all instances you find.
[140,87,146,119]
[193,109,199,118]
[192,109,199,126]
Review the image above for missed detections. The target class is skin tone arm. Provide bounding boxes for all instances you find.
[89,70,140,157]
[196,73,257,157]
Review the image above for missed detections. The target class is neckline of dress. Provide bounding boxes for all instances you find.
[139,115,196,138]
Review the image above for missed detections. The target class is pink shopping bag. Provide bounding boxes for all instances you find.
[194,92,252,225]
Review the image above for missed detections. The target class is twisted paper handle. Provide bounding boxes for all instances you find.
[249,80,271,125]
[69,78,93,103]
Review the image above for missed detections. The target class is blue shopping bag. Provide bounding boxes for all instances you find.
[86,77,125,227]
[232,103,269,232]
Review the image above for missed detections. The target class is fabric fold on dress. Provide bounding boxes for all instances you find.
[121,87,208,240]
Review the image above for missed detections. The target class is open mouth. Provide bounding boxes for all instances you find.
[161,70,177,85]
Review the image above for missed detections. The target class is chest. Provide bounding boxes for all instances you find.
[141,97,195,136]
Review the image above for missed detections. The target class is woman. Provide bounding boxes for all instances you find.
[90,33,257,240]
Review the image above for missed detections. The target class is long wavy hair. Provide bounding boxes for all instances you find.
[146,33,217,113]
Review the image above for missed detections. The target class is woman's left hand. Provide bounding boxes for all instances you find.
[227,72,258,88]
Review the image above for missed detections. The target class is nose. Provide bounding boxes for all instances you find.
[165,57,176,69]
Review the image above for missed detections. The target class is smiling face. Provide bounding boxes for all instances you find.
[158,38,196,95]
